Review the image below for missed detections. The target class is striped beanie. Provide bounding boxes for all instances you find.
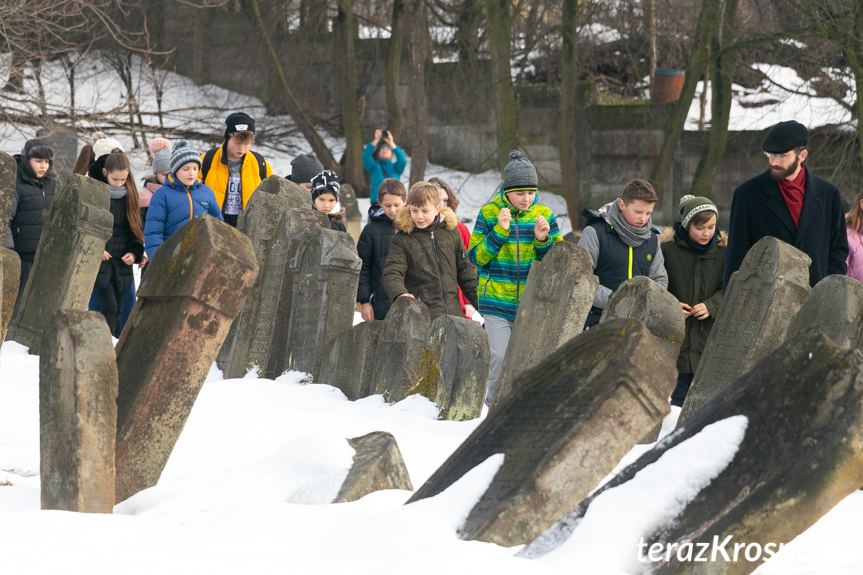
[502,150,537,192]
[170,139,201,174]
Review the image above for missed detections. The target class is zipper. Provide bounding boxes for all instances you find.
[187,188,193,221]
[483,271,491,297]
[430,230,450,316]
[628,245,633,279]
[514,211,521,303]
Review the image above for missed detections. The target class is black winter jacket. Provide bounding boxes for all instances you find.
[8,155,58,259]
[356,205,397,319]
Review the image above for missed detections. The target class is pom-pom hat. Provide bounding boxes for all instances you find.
[150,137,172,174]
[91,132,124,160]
[170,139,202,175]
[678,195,718,229]
[502,150,538,193]
[291,153,324,185]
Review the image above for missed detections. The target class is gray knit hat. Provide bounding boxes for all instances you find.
[502,150,537,192]
[152,147,172,174]
[290,153,324,185]
[170,139,201,175]
[679,195,718,229]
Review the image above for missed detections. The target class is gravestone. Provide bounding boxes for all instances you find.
[37,125,78,185]
[679,237,811,425]
[523,331,863,575]
[284,226,361,379]
[340,182,362,243]
[217,192,327,379]
[492,241,597,407]
[0,151,15,242]
[40,310,117,513]
[423,315,490,421]
[786,274,863,350]
[600,275,685,362]
[318,320,384,400]
[407,319,677,547]
[371,297,431,403]
[6,174,112,353]
[333,431,414,503]
[254,174,310,209]
[114,215,258,503]
[1,248,20,343]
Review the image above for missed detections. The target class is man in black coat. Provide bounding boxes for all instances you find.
[724,120,848,289]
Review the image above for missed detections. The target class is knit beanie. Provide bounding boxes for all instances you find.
[224,112,256,140]
[91,132,124,160]
[290,153,324,185]
[310,170,340,202]
[679,195,718,229]
[150,138,172,174]
[502,150,538,193]
[22,138,54,161]
[170,139,202,174]
[762,120,809,154]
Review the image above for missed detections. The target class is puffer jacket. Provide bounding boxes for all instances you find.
[357,204,397,319]
[381,206,478,321]
[660,223,727,375]
[7,155,59,259]
[200,145,273,213]
[144,174,223,260]
[468,188,562,321]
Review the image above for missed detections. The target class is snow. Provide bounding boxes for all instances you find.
[2,53,863,574]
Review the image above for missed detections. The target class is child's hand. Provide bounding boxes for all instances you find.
[361,303,374,322]
[680,302,693,318]
[463,304,476,319]
[534,214,550,241]
[102,250,112,261]
[121,253,135,265]
[691,303,710,320]
[139,254,148,269]
[497,207,511,231]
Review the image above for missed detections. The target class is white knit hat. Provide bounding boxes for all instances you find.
[91,131,124,160]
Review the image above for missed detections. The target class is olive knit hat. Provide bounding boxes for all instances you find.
[679,195,718,229]
[502,150,538,193]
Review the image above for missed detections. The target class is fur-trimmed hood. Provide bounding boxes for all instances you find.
[393,205,458,234]
[660,223,727,247]
[328,207,346,223]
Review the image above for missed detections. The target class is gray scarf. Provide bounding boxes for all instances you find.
[109,185,127,199]
[598,199,652,247]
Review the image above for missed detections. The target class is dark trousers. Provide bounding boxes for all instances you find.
[671,372,694,407]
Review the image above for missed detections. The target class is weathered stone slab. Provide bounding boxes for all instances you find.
[340,182,362,243]
[0,151,15,243]
[600,275,685,362]
[371,297,431,403]
[407,319,676,547]
[6,174,112,353]
[40,310,117,513]
[284,226,361,378]
[423,315,490,421]
[523,331,863,575]
[114,215,258,503]
[318,320,385,400]
[253,175,310,209]
[786,274,863,350]
[217,191,327,379]
[1,247,21,343]
[333,431,414,503]
[492,241,597,407]
[679,237,811,425]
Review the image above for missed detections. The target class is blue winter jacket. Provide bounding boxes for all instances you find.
[362,143,406,204]
[144,174,223,260]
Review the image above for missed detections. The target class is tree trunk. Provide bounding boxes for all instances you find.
[485,0,518,171]
[558,0,581,224]
[300,0,329,34]
[386,0,406,139]
[246,0,337,172]
[406,0,429,184]
[648,0,720,196]
[455,0,483,61]
[690,0,739,198]
[336,0,366,193]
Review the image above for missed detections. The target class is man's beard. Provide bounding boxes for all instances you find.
[769,157,800,181]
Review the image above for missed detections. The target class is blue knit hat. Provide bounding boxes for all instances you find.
[170,139,201,174]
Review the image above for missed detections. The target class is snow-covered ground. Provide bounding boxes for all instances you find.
[2,55,863,574]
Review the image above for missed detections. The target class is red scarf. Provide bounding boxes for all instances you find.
[777,167,806,229]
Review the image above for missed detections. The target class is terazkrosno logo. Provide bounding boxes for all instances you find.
[636,535,806,564]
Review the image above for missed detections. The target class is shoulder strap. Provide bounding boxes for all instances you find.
[251,151,267,181]
[201,148,218,183]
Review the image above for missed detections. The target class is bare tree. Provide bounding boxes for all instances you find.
[558,0,581,221]
[336,0,366,192]
[386,0,407,139]
[485,0,518,171]
[406,0,429,183]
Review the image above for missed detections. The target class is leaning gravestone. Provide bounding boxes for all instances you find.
[40,310,117,513]
[786,274,863,350]
[678,237,811,425]
[318,320,385,400]
[491,241,597,407]
[254,174,310,209]
[522,331,863,575]
[371,297,431,403]
[114,215,258,503]
[284,226,361,379]
[423,315,490,421]
[0,151,15,242]
[333,431,414,503]
[1,248,21,343]
[217,192,327,379]
[6,174,112,353]
[407,319,677,547]
[600,275,685,362]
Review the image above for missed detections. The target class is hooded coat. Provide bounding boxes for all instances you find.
[356,204,397,320]
[381,206,478,321]
[362,142,407,204]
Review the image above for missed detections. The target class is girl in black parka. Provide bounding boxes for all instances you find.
[89,151,145,336]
